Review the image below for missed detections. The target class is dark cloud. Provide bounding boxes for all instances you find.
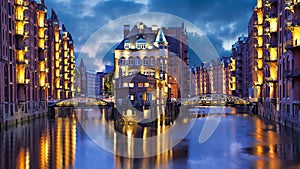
[44,0,256,64]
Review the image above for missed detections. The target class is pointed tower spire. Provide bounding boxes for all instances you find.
[155,29,167,43]
[51,9,58,21]
[154,29,168,49]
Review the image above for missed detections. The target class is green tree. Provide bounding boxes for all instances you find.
[104,71,114,96]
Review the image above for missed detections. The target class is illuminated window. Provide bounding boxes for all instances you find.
[123,82,128,87]
[129,57,134,66]
[124,39,130,49]
[130,95,134,100]
[143,57,149,65]
[138,82,143,87]
[129,83,134,87]
[136,38,146,50]
[135,57,141,66]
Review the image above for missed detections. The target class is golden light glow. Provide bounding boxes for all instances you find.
[38,39,45,48]
[257,10,263,25]
[56,79,61,88]
[55,32,60,43]
[293,27,300,46]
[257,59,263,69]
[257,0,262,8]
[40,74,46,87]
[16,65,26,84]
[16,6,25,21]
[16,21,25,35]
[16,50,25,62]
[40,134,49,169]
[257,25,263,36]
[269,18,278,32]
[257,37,263,47]
[38,28,45,38]
[257,48,263,59]
[37,11,45,28]
[270,48,277,60]
[231,58,236,71]
[257,71,263,84]
[64,41,68,51]
[270,66,277,80]
[15,0,24,5]
[56,118,62,169]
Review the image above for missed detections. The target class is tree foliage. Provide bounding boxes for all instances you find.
[104,71,114,95]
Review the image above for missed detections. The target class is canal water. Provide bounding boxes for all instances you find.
[1,106,300,169]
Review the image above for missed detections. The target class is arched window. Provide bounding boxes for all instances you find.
[143,56,148,66]
[149,57,156,66]
[135,57,141,66]
[129,56,134,66]
[119,56,126,66]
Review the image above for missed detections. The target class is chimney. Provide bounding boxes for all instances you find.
[123,25,130,38]
[152,25,158,34]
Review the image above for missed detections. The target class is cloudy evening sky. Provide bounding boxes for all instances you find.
[45,0,256,68]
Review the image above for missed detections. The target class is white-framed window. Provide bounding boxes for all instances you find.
[136,38,146,50]
[135,57,141,66]
[129,57,134,66]
[143,57,149,65]
[124,39,130,49]
[136,43,146,50]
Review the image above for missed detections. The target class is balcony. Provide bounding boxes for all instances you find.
[254,44,263,48]
[17,59,29,65]
[265,77,277,83]
[265,56,277,63]
[17,79,30,85]
[285,69,300,78]
[40,68,49,73]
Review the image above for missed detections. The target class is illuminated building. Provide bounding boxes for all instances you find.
[247,0,300,128]
[278,0,300,129]
[0,0,75,126]
[191,56,231,96]
[246,0,279,119]
[47,10,75,100]
[113,22,188,105]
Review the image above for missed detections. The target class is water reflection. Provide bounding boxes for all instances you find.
[1,106,300,168]
[0,115,77,169]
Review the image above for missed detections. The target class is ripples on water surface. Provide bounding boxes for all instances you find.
[1,106,300,169]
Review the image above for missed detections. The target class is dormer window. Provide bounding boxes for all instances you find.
[136,38,146,50]
[124,39,130,50]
